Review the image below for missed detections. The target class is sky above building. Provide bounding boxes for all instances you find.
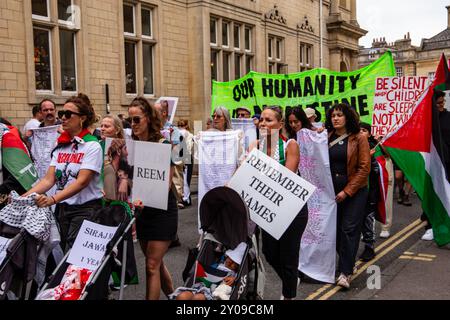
[357,0,449,48]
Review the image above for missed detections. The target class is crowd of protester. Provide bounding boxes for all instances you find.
[0,87,447,300]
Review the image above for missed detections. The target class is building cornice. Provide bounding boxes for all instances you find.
[327,20,367,39]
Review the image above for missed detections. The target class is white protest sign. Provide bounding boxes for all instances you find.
[229,148,316,240]
[133,140,171,210]
[197,130,241,232]
[156,97,178,124]
[30,125,60,179]
[104,138,170,209]
[231,119,257,153]
[0,236,11,265]
[67,220,118,271]
[372,76,428,137]
[297,129,337,283]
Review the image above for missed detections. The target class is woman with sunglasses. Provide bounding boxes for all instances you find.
[24,96,103,251]
[211,106,233,131]
[247,106,308,300]
[128,97,177,300]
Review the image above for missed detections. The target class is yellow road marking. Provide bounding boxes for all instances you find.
[403,251,415,255]
[399,256,433,262]
[304,284,332,300]
[417,253,436,258]
[317,221,426,300]
[304,219,422,300]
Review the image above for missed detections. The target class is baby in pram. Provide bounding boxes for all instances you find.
[170,242,247,300]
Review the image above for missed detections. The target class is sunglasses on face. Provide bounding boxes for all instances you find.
[127,115,145,124]
[58,110,83,119]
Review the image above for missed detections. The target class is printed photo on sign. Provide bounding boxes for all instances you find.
[372,76,428,137]
[104,138,134,202]
[228,148,316,240]
[67,220,118,271]
[156,97,178,124]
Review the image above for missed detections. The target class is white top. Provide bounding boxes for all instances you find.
[50,138,103,205]
[23,118,41,134]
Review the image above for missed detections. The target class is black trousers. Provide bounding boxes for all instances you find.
[261,210,308,299]
[336,187,368,276]
[56,199,103,252]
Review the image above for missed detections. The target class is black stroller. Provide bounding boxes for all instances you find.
[181,187,265,300]
[36,202,137,300]
[0,225,40,300]
[0,191,55,300]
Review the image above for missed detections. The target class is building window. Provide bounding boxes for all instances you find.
[223,52,230,82]
[210,17,254,81]
[32,0,79,94]
[268,35,285,74]
[234,24,240,49]
[32,0,49,20]
[245,55,252,74]
[142,8,152,38]
[33,28,52,91]
[59,29,77,91]
[58,0,72,21]
[222,22,229,47]
[211,50,218,81]
[396,67,404,77]
[210,18,217,45]
[300,42,313,71]
[245,27,251,51]
[143,43,154,94]
[235,54,242,79]
[123,4,135,35]
[123,4,156,95]
[124,41,137,94]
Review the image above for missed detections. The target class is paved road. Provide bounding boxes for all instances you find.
[115,176,447,300]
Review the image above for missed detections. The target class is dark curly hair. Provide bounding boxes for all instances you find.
[285,107,312,139]
[64,96,96,129]
[325,103,360,135]
[129,96,163,142]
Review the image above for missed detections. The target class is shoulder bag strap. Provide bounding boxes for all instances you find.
[328,133,350,149]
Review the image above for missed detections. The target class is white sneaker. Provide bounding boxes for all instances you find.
[336,273,351,289]
[421,229,434,241]
[379,230,390,238]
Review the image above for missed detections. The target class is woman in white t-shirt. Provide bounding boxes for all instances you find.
[24,96,103,251]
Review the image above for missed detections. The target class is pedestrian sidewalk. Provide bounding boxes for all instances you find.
[354,239,450,300]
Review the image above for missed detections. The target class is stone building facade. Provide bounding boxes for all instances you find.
[0,0,365,129]
[359,6,450,81]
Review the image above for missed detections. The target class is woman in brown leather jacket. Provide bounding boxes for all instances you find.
[325,103,370,289]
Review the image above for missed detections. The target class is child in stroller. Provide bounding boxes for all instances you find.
[170,242,247,300]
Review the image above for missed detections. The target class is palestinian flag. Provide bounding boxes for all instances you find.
[373,146,392,225]
[0,124,38,190]
[194,261,228,287]
[383,54,450,246]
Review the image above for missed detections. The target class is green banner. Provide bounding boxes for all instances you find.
[211,51,395,123]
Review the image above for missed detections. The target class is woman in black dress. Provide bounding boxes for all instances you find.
[128,97,178,300]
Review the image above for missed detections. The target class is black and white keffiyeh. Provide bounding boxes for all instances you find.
[0,191,53,241]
